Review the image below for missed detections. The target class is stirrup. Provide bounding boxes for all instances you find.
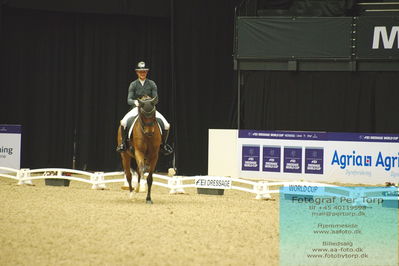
[160,143,173,156]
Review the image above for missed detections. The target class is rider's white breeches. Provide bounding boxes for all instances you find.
[120,107,170,130]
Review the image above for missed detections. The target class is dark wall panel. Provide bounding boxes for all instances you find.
[6,0,170,17]
[237,17,352,59]
[241,71,399,134]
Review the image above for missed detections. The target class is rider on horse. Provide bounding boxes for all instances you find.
[116,61,173,155]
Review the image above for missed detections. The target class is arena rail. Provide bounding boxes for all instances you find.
[0,167,398,201]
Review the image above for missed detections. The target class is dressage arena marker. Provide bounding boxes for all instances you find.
[0,167,398,202]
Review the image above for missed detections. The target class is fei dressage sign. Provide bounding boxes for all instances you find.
[195,176,232,189]
[238,130,399,185]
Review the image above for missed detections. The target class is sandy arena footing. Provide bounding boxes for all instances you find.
[0,177,279,266]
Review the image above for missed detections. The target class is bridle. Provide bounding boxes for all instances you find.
[138,105,156,137]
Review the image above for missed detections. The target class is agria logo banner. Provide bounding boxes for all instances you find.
[325,138,399,184]
[331,150,399,171]
[238,130,399,185]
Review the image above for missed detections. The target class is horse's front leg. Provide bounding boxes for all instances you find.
[135,167,141,193]
[146,155,158,204]
[146,172,153,204]
[121,154,134,197]
[134,151,145,194]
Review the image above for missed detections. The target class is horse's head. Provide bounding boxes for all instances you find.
[137,96,158,136]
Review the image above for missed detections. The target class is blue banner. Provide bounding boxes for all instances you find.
[238,130,399,184]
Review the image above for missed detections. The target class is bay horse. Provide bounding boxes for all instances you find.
[117,96,161,204]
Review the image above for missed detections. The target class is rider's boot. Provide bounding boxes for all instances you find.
[116,126,129,152]
[160,129,173,155]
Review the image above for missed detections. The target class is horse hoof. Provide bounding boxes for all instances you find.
[129,192,134,199]
[146,200,153,204]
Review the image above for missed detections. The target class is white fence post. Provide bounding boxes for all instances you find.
[97,172,107,189]
[254,181,271,200]
[168,169,185,195]
[17,168,33,185]
[91,172,106,190]
[16,169,24,185]
[176,176,185,194]
[91,173,98,189]
[168,177,178,194]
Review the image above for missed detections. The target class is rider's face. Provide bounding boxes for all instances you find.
[136,70,148,80]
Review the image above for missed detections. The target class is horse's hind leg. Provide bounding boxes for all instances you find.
[146,172,153,204]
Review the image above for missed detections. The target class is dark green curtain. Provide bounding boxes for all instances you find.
[0,2,2,33]
[0,2,240,175]
[0,2,3,58]
[241,71,399,133]
[173,0,239,175]
[0,7,171,170]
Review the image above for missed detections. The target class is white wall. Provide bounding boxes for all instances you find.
[0,126,21,173]
[208,129,238,178]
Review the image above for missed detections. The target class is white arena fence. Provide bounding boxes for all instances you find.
[0,167,398,202]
